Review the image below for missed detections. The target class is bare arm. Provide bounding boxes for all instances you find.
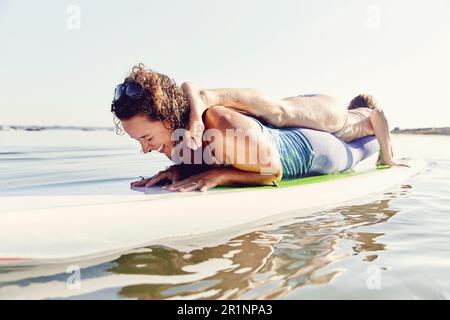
[202,88,285,124]
[130,163,214,188]
[370,108,408,167]
[182,82,284,122]
[166,106,283,191]
[165,166,281,192]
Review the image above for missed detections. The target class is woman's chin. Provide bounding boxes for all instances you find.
[163,146,173,159]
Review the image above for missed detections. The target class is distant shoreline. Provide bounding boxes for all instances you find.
[391,127,450,136]
[0,125,114,132]
[1,125,449,136]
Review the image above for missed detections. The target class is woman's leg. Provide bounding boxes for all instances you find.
[299,128,379,175]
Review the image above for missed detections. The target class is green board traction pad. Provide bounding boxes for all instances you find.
[216,165,391,190]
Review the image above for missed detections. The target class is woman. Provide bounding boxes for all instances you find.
[182,83,405,167]
[111,64,379,192]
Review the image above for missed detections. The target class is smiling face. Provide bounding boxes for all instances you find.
[121,113,174,158]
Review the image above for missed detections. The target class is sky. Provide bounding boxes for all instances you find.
[1,0,449,128]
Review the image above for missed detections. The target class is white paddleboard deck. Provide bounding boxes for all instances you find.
[0,158,425,266]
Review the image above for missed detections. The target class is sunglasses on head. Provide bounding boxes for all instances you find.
[113,81,143,102]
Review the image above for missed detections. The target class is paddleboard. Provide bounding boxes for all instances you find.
[0,158,425,266]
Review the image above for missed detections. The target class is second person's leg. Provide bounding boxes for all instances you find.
[299,128,379,175]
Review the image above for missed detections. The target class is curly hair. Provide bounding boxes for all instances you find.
[111,63,190,134]
[348,93,378,110]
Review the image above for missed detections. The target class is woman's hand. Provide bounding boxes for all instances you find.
[130,165,183,188]
[376,157,410,168]
[181,82,207,150]
[163,170,223,192]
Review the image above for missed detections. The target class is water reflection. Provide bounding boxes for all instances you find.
[111,189,407,299]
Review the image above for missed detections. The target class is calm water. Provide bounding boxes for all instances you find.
[0,130,449,299]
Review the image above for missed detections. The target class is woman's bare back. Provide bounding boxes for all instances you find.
[278,94,348,132]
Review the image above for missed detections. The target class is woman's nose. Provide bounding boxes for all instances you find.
[139,141,151,154]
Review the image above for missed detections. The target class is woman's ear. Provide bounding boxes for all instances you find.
[162,119,173,131]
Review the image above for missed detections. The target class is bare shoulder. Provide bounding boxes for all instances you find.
[203,106,261,132]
